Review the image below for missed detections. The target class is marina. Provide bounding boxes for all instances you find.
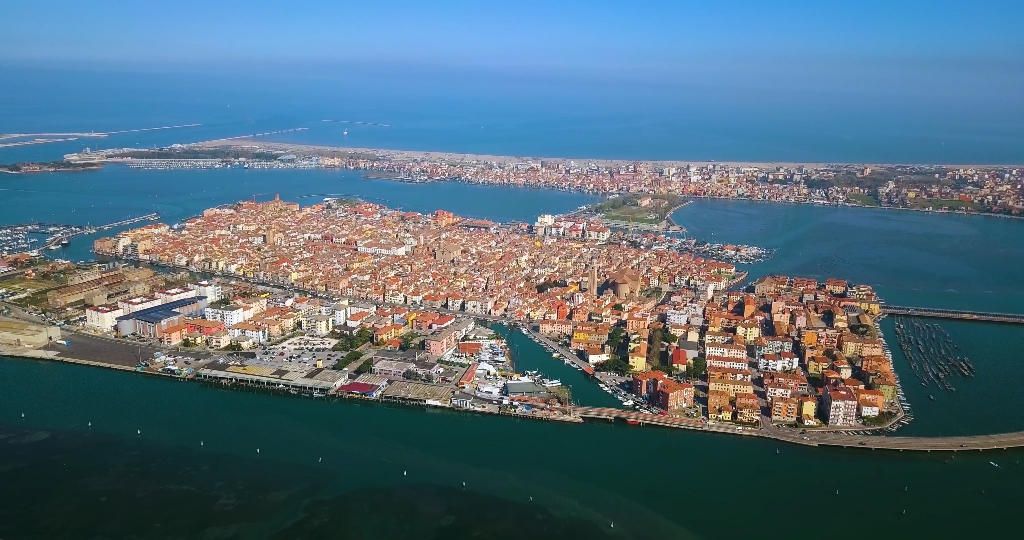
[893,316,976,394]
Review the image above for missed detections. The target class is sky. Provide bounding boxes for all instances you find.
[2,1,1021,70]
[1,1,1023,163]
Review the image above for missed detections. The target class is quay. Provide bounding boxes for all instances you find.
[881,305,1024,324]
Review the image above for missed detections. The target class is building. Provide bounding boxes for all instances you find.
[191,280,222,302]
[758,352,799,372]
[372,359,417,379]
[228,322,269,344]
[771,397,799,423]
[116,296,208,340]
[632,371,667,399]
[708,378,754,397]
[655,381,694,410]
[705,343,747,360]
[85,304,124,331]
[823,387,858,427]
[205,304,247,327]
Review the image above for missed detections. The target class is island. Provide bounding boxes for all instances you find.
[2,194,965,451]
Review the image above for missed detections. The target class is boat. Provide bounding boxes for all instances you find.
[929,395,936,401]
[622,400,634,406]
[541,379,561,388]
[552,353,560,358]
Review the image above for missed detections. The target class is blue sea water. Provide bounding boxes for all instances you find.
[3,65,1024,164]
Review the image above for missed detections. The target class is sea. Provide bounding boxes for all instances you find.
[3,67,1024,539]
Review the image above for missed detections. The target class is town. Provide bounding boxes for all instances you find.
[61,142,1024,217]
[0,195,907,437]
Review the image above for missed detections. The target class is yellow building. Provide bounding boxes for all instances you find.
[799,397,817,424]
[628,352,647,372]
[708,379,755,397]
[736,322,761,343]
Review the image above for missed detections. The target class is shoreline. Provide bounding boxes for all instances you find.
[4,346,1023,453]
[199,138,1024,169]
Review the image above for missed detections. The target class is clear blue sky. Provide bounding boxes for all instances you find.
[2,0,1021,70]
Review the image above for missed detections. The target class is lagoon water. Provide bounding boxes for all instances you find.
[3,70,1024,536]
[3,166,1024,537]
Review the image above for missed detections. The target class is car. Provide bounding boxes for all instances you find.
[802,436,809,440]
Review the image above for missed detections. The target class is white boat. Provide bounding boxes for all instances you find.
[622,400,634,406]
[541,379,561,388]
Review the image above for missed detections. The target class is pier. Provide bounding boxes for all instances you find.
[42,213,159,250]
[881,305,1024,324]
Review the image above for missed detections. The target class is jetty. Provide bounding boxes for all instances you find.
[881,305,1024,324]
[41,213,159,251]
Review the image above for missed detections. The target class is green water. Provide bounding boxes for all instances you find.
[2,357,1023,539]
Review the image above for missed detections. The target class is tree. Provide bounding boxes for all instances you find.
[399,332,421,351]
[687,356,707,379]
[594,358,631,376]
[355,358,374,375]
[221,342,243,352]
[607,326,626,350]
[402,369,422,381]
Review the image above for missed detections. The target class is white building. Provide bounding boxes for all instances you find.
[758,352,799,372]
[118,296,161,314]
[228,322,268,343]
[205,305,246,327]
[155,287,196,303]
[191,280,222,302]
[705,343,747,360]
[85,304,123,331]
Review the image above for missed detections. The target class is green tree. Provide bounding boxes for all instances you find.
[402,369,422,381]
[399,332,421,351]
[355,358,374,375]
[687,356,707,379]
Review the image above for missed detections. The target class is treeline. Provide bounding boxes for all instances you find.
[0,161,101,172]
[118,149,281,161]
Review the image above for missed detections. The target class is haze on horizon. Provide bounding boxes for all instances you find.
[2,0,1023,164]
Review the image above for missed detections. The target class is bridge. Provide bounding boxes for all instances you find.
[881,305,1024,324]
[576,407,1024,452]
